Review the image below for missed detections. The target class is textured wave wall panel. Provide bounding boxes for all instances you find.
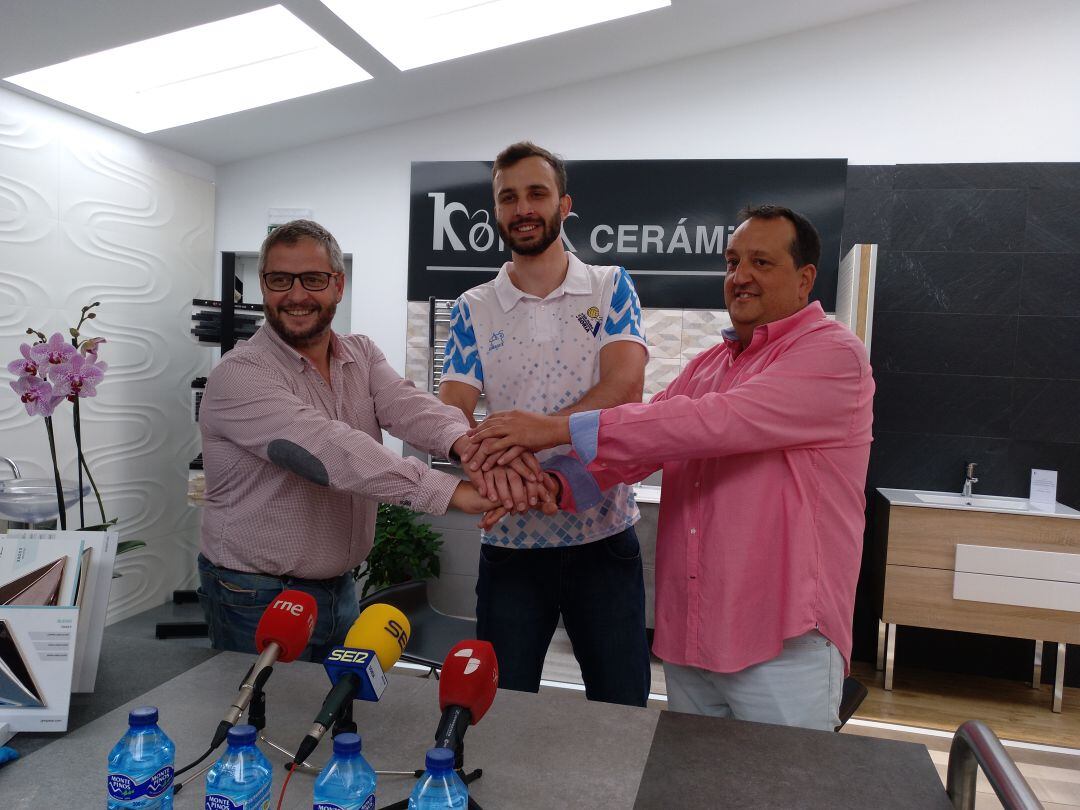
[0,91,215,623]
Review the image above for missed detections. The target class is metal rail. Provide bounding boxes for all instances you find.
[946,720,1042,810]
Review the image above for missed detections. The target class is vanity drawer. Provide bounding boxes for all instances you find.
[885,506,1080,570]
[882,563,1080,643]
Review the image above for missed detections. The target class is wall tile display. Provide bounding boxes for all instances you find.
[850,162,1080,685]
[0,100,214,623]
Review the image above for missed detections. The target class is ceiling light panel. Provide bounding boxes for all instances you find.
[4,6,372,133]
[320,0,671,71]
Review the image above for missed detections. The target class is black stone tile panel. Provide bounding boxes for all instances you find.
[889,189,1027,252]
[870,312,1017,376]
[1021,253,1080,316]
[867,432,1013,495]
[1026,188,1080,252]
[1010,379,1080,445]
[847,164,895,190]
[841,188,894,253]
[873,372,1012,438]
[1015,316,1080,380]
[892,163,1035,190]
[874,251,1021,315]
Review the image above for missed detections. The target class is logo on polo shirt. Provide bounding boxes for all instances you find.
[576,308,601,336]
[488,331,505,352]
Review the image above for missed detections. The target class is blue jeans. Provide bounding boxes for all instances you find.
[475,527,651,707]
[197,554,359,662]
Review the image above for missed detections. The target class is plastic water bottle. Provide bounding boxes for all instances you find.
[107,706,175,809]
[312,732,377,810]
[204,724,273,810]
[408,748,468,809]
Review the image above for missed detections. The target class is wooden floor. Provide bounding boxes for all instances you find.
[534,630,1080,809]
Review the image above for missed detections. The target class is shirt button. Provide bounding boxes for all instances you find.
[690,528,696,534]
[694,482,700,488]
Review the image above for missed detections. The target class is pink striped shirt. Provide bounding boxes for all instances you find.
[200,325,467,579]
[568,302,873,672]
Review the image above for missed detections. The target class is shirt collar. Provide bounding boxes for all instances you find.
[722,301,826,356]
[251,322,345,370]
[493,253,593,313]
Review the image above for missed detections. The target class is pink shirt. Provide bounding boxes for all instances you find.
[200,325,467,580]
[567,302,873,672]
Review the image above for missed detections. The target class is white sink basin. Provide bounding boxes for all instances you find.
[878,487,1080,519]
[0,478,91,524]
[914,492,1030,511]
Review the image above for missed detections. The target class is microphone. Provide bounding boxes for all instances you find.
[210,589,317,748]
[434,640,498,757]
[294,603,411,764]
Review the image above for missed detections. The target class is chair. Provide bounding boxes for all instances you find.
[836,676,868,731]
[357,580,477,675]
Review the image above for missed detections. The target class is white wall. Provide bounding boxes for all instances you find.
[0,87,217,621]
[214,0,1080,380]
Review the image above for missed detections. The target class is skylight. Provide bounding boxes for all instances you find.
[319,0,671,71]
[4,6,372,133]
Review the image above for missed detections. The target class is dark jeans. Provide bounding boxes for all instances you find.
[196,554,359,662]
[476,527,651,707]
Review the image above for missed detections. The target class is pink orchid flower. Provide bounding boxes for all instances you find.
[29,332,77,374]
[80,336,107,360]
[53,354,107,401]
[6,343,39,377]
[10,375,64,417]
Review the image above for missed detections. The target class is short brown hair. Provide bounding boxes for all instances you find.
[492,141,568,197]
[259,219,345,277]
[736,204,821,269]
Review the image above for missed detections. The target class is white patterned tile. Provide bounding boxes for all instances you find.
[644,357,681,401]
[642,308,682,358]
[682,309,731,355]
[405,347,431,387]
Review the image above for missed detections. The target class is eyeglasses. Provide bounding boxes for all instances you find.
[261,271,338,292]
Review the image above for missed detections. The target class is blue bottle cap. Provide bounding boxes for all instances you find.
[333,733,361,755]
[227,725,258,746]
[128,706,158,727]
[425,747,454,771]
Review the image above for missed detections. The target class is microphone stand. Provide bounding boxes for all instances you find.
[250,674,322,776]
[380,743,485,810]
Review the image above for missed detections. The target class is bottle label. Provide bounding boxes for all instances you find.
[205,781,271,810]
[107,766,174,801]
[313,795,375,810]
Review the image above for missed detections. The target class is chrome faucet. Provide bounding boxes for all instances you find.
[962,462,978,500]
[0,457,20,479]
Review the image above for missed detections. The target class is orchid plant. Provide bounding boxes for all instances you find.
[7,303,114,531]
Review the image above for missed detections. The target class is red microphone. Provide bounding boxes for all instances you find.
[434,640,498,757]
[212,589,317,746]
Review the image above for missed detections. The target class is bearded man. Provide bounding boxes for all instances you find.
[438,143,652,706]
[197,219,499,659]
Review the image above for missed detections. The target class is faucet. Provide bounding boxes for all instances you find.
[962,462,978,500]
[0,457,20,479]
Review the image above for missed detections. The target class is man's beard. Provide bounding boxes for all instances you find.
[498,209,563,257]
[264,300,337,348]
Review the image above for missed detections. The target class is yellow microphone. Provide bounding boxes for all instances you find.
[294,603,411,764]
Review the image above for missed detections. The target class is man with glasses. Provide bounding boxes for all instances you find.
[197,219,506,660]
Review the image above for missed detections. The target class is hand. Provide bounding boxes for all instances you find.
[478,473,560,530]
[483,462,556,513]
[465,411,571,471]
[448,481,500,515]
[452,434,490,498]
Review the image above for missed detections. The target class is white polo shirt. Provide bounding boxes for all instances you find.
[442,254,646,548]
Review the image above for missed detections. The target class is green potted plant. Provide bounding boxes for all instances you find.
[356,504,443,597]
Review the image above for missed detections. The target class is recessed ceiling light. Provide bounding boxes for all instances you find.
[319,0,671,71]
[3,6,371,133]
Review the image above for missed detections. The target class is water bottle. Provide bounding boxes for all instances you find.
[107,706,175,809]
[408,748,468,809]
[312,732,377,810]
[204,724,273,810]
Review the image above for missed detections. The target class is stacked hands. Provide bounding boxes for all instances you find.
[446,410,571,530]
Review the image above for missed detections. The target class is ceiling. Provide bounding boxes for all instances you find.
[0,0,918,165]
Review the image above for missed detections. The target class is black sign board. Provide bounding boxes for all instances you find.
[407,159,847,310]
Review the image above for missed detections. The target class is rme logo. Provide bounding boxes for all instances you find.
[429,193,577,253]
[271,597,316,634]
[327,648,372,665]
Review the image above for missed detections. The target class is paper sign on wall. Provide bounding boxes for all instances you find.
[1029,469,1058,511]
